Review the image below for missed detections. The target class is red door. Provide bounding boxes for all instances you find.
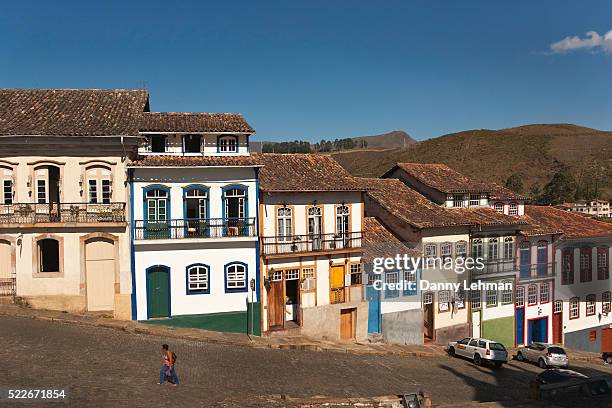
[552,312,562,344]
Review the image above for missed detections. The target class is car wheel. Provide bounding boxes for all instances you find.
[606,355,612,364]
[474,354,482,366]
[517,352,524,362]
[538,358,547,369]
[448,347,455,357]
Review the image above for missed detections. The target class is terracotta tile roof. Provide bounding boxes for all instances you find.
[388,163,490,193]
[363,217,420,263]
[364,177,526,229]
[488,184,528,200]
[140,112,254,133]
[363,177,472,229]
[257,154,366,192]
[446,207,528,227]
[128,155,262,167]
[0,88,148,136]
[520,205,612,239]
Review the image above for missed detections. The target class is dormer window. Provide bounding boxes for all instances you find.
[509,202,518,216]
[469,194,480,207]
[149,135,166,153]
[494,202,504,213]
[452,194,464,208]
[218,135,238,153]
[183,134,202,153]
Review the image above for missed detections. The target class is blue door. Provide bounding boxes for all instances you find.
[515,308,525,345]
[366,285,381,333]
[528,317,548,343]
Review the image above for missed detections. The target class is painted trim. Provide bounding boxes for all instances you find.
[561,247,574,285]
[224,261,249,293]
[585,294,596,316]
[222,184,249,237]
[527,316,549,344]
[216,134,239,153]
[569,296,580,320]
[145,264,171,319]
[254,167,261,303]
[143,184,171,239]
[539,281,550,304]
[580,247,593,283]
[182,185,211,237]
[129,170,137,320]
[518,240,531,279]
[527,284,538,306]
[185,263,211,295]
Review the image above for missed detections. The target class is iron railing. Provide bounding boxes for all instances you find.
[0,202,126,224]
[133,218,256,240]
[519,262,554,280]
[473,257,517,275]
[0,278,15,297]
[261,232,362,255]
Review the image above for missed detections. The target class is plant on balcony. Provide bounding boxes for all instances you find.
[96,210,113,222]
[16,204,33,216]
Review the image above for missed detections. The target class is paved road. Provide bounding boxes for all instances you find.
[0,316,611,407]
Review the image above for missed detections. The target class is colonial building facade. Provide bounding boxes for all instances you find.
[129,113,260,332]
[257,154,367,340]
[0,88,147,318]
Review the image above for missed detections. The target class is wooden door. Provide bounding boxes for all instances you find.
[602,328,612,353]
[552,312,562,344]
[267,281,285,329]
[424,303,434,339]
[0,240,13,296]
[85,238,115,311]
[340,308,356,339]
[147,267,170,318]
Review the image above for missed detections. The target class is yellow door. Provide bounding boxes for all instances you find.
[330,265,345,288]
[85,238,115,311]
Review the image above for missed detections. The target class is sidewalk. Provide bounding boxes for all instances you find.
[0,304,443,357]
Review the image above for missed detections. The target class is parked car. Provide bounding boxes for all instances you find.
[447,337,508,368]
[535,368,587,385]
[517,342,569,368]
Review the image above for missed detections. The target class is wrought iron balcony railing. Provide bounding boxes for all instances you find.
[473,257,517,275]
[0,202,126,224]
[133,218,256,240]
[261,232,362,256]
[519,262,554,280]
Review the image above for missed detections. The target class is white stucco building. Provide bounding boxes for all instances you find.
[129,113,261,332]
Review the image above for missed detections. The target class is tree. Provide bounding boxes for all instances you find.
[505,173,524,193]
[539,169,577,205]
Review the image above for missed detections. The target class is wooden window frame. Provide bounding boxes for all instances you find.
[586,294,596,316]
[569,297,579,320]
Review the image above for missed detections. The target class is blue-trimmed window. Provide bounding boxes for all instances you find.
[225,262,247,293]
[217,135,238,153]
[183,134,202,153]
[183,185,210,237]
[385,271,399,299]
[143,186,170,239]
[186,264,210,295]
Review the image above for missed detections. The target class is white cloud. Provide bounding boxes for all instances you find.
[549,29,612,54]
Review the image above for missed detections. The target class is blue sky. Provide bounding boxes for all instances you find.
[1,1,611,141]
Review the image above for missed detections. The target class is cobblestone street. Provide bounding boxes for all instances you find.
[1,316,611,407]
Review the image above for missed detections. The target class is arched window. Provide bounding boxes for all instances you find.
[307,207,323,238]
[186,264,209,294]
[440,242,452,262]
[487,237,499,261]
[527,284,538,305]
[144,187,170,239]
[537,241,548,276]
[223,187,247,219]
[225,262,247,292]
[86,166,112,204]
[276,207,292,241]
[494,202,504,213]
[335,205,350,237]
[35,165,60,204]
[569,297,579,319]
[503,237,514,260]
[217,135,238,153]
[455,241,467,258]
[586,294,596,316]
[539,282,550,303]
[509,202,518,216]
[471,238,483,259]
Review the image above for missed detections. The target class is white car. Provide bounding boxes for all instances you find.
[447,337,508,368]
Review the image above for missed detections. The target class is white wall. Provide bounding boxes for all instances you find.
[139,133,250,156]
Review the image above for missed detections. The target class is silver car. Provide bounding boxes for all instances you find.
[517,342,569,368]
[447,337,508,368]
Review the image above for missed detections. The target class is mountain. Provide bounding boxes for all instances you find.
[332,124,612,201]
[351,130,416,150]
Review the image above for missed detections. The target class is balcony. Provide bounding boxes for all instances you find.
[133,218,256,240]
[519,262,554,281]
[0,202,126,224]
[261,232,363,256]
[473,257,517,276]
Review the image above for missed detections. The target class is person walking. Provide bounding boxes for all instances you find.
[158,344,179,386]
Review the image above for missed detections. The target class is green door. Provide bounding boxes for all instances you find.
[147,267,170,318]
